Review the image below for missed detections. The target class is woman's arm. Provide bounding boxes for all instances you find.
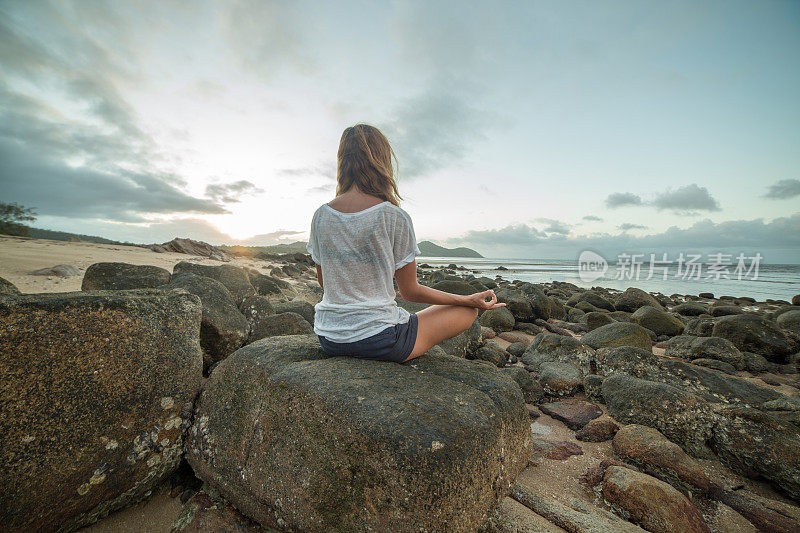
[315,264,323,289]
[395,260,506,310]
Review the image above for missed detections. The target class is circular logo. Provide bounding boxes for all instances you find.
[578,250,608,282]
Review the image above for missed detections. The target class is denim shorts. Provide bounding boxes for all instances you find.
[318,314,419,363]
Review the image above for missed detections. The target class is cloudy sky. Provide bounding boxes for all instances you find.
[1,1,799,262]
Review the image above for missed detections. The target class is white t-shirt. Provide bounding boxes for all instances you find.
[306,201,421,342]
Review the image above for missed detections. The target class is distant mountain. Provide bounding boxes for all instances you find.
[223,240,482,259]
[21,227,126,245]
[257,241,311,254]
[418,240,483,258]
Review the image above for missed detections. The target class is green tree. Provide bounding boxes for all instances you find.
[0,202,37,236]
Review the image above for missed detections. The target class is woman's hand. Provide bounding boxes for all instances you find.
[464,289,506,310]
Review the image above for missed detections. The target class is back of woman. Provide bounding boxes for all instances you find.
[307,200,419,342]
[307,123,505,364]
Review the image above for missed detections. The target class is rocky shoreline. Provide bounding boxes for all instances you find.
[1,243,799,532]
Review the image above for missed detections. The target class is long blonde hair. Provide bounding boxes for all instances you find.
[336,124,402,206]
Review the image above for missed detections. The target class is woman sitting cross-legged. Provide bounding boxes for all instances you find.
[306,123,506,363]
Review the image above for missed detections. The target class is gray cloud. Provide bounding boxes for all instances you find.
[605,184,721,215]
[618,223,648,231]
[605,192,643,208]
[582,215,603,222]
[378,3,505,180]
[307,183,335,194]
[0,142,227,221]
[279,164,337,195]
[652,184,720,214]
[451,224,547,248]
[380,83,498,179]
[537,218,571,235]
[0,9,226,222]
[278,165,335,180]
[0,14,143,141]
[764,179,800,200]
[273,164,336,195]
[447,214,800,261]
[205,180,264,203]
[218,0,314,76]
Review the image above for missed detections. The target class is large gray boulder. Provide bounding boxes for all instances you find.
[438,317,482,358]
[30,264,80,277]
[602,374,716,458]
[538,362,582,396]
[247,311,313,343]
[547,297,566,321]
[630,306,685,336]
[659,359,781,406]
[584,311,614,331]
[244,268,285,298]
[665,335,745,370]
[0,276,20,295]
[594,346,661,379]
[496,288,535,322]
[581,322,653,351]
[672,302,708,317]
[0,290,203,532]
[479,306,515,332]
[569,291,615,312]
[521,332,594,376]
[612,424,712,493]
[602,466,711,533]
[777,309,800,336]
[186,335,531,532]
[474,343,509,367]
[596,346,780,407]
[272,300,315,325]
[712,314,793,363]
[712,406,800,502]
[684,317,715,337]
[431,280,476,295]
[164,273,249,368]
[81,262,171,291]
[615,287,665,313]
[517,283,552,321]
[173,261,255,304]
[710,305,743,317]
[239,295,276,324]
[148,237,230,261]
[502,366,544,403]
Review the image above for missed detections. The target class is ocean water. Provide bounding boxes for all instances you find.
[417,256,800,302]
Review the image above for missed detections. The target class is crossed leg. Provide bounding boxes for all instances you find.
[403,304,479,361]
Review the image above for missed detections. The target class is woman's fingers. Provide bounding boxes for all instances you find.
[469,290,503,310]
[481,290,497,309]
